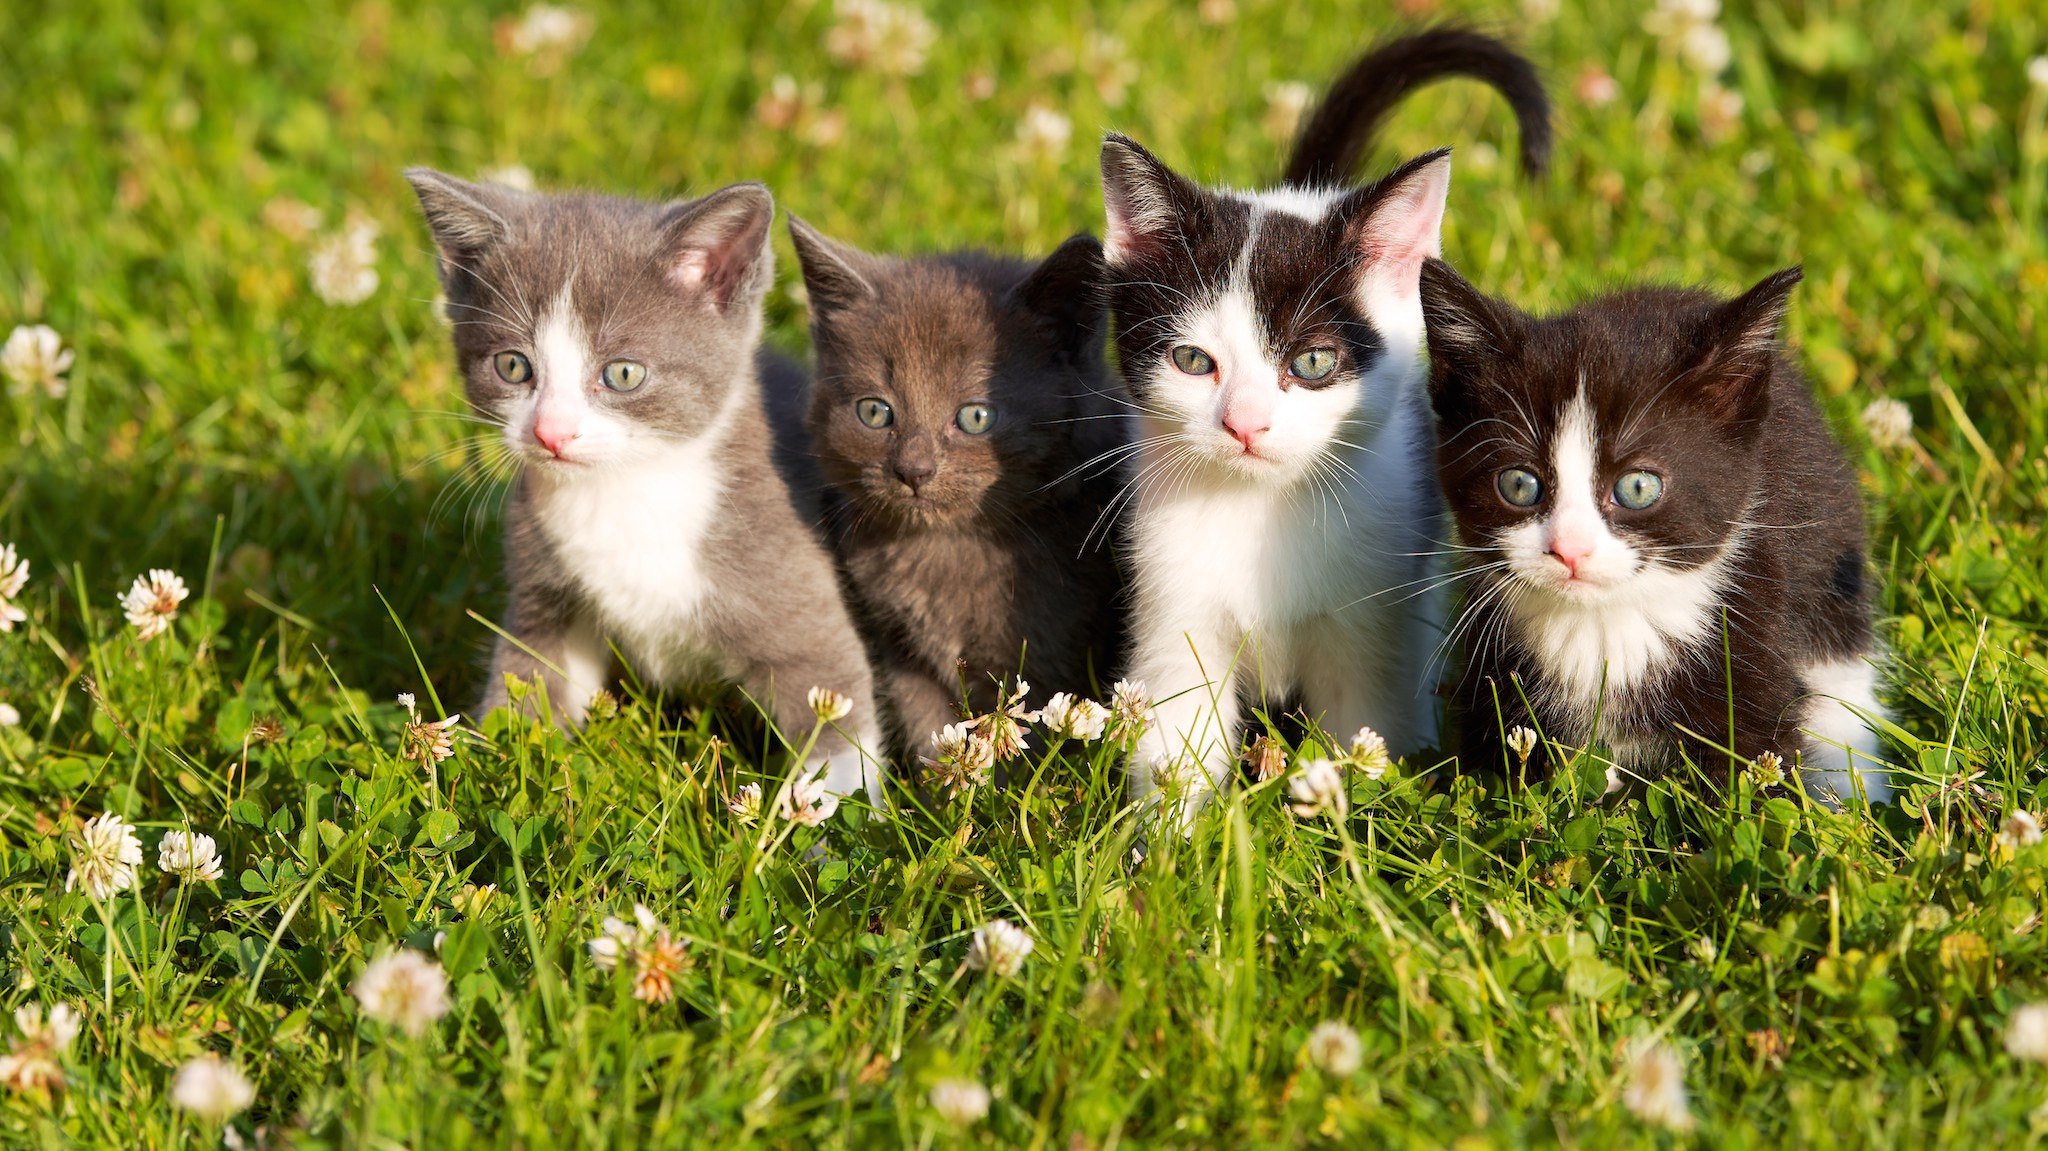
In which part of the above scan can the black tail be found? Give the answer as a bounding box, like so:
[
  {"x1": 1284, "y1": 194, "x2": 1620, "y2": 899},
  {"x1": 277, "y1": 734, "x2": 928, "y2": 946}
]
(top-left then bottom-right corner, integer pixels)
[{"x1": 1282, "y1": 26, "x2": 1552, "y2": 187}]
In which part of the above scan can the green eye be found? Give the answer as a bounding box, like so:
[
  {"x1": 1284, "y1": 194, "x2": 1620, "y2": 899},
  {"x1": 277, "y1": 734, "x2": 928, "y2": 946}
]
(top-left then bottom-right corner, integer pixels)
[
  {"x1": 1613, "y1": 470, "x2": 1664, "y2": 510},
  {"x1": 493, "y1": 351, "x2": 532, "y2": 384},
  {"x1": 1496, "y1": 468, "x2": 1543, "y2": 508},
  {"x1": 1289, "y1": 348, "x2": 1339, "y2": 381},
  {"x1": 1170, "y1": 344, "x2": 1215, "y2": 375},
  {"x1": 955, "y1": 403, "x2": 995, "y2": 435},
  {"x1": 855, "y1": 398, "x2": 894, "y2": 429},
  {"x1": 600, "y1": 360, "x2": 647, "y2": 392}
]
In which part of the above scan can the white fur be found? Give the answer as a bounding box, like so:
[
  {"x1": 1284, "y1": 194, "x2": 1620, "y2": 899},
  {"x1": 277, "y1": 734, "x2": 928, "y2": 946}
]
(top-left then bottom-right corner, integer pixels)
[
  {"x1": 1797, "y1": 656, "x2": 1892, "y2": 804},
  {"x1": 1120, "y1": 183, "x2": 1448, "y2": 824}
]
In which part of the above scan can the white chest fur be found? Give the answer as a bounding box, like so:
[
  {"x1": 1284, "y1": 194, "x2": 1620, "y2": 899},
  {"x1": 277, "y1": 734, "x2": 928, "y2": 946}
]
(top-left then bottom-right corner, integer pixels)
[{"x1": 531, "y1": 445, "x2": 727, "y2": 684}]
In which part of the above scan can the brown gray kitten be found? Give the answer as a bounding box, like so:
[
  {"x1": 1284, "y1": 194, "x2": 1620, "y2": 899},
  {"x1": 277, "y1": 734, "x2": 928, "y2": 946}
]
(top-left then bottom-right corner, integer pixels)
[
  {"x1": 783, "y1": 222, "x2": 1126, "y2": 757},
  {"x1": 406, "y1": 171, "x2": 885, "y2": 804}
]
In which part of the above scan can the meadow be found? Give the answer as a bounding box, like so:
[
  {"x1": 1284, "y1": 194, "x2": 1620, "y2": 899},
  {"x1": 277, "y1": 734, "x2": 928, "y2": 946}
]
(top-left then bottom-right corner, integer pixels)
[{"x1": 3, "y1": 0, "x2": 2047, "y2": 1145}]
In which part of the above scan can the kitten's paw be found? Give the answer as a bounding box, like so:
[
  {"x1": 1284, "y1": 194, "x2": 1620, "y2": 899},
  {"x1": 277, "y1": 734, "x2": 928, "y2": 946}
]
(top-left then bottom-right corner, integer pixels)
[{"x1": 811, "y1": 748, "x2": 886, "y2": 814}]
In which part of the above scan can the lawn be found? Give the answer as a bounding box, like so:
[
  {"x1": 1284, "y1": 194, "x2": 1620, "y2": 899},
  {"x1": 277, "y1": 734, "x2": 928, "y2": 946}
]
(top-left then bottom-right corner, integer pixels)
[{"x1": 3, "y1": 0, "x2": 2047, "y2": 1145}]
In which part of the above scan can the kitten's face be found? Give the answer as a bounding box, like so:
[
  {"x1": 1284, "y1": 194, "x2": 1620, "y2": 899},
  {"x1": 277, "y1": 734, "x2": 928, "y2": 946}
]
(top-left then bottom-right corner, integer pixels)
[
  {"x1": 1421, "y1": 261, "x2": 1801, "y2": 605},
  {"x1": 791, "y1": 224, "x2": 1107, "y2": 525},
  {"x1": 406, "y1": 171, "x2": 776, "y2": 472},
  {"x1": 1097, "y1": 137, "x2": 1451, "y2": 482}
]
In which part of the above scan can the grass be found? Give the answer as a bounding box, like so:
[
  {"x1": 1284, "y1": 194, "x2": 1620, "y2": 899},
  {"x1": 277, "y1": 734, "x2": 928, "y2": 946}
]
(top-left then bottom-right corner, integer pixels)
[{"x1": 3, "y1": 0, "x2": 2047, "y2": 1145}]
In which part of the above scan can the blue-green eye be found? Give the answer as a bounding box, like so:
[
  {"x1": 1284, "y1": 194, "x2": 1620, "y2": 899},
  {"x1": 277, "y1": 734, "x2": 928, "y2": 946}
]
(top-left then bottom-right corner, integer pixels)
[
  {"x1": 955, "y1": 403, "x2": 995, "y2": 434},
  {"x1": 1613, "y1": 470, "x2": 1664, "y2": 510},
  {"x1": 1290, "y1": 348, "x2": 1338, "y2": 381},
  {"x1": 1496, "y1": 468, "x2": 1543, "y2": 508},
  {"x1": 601, "y1": 360, "x2": 647, "y2": 392},
  {"x1": 1170, "y1": 344, "x2": 1215, "y2": 375},
  {"x1": 855, "y1": 398, "x2": 894, "y2": 429},
  {"x1": 493, "y1": 351, "x2": 532, "y2": 384}
]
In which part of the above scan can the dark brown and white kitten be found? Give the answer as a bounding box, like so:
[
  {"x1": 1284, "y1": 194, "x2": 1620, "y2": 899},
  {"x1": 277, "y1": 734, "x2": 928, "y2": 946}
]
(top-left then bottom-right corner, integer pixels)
[
  {"x1": 1419, "y1": 259, "x2": 1892, "y2": 803},
  {"x1": 784, "y1": 223, "x2": 1125, "y2": 754},
  {"x1": 1098, "y1": 28, "x2": 1552, "y2": 822},
  {"x1": 406, "y1": 171, "x2": 885, "y2": 804}
]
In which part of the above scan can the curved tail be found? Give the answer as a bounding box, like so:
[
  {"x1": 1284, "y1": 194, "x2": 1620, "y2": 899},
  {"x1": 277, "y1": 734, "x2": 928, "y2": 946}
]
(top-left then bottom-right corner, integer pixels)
[{"x1": 1282, "y1": 26, "x2": 1551, "y2": 188}]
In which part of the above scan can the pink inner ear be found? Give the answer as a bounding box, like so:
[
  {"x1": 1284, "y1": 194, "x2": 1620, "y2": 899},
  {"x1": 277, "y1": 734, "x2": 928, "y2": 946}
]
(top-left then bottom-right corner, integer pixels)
[
  {"x1": 670, "y1": 250, "x2": 710, "y2": 291},
  {"x1": 1362, "y1": 161, "x2": 1451, "y2": 288}
]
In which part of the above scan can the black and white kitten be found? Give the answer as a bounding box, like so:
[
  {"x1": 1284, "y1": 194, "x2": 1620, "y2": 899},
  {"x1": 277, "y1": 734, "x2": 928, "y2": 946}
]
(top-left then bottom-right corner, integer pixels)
[
  {"x1": 1419, "y1": 259, "x2": 1891, "y2": 803},
  {"x1": 406, "y1": 171, "x2": 885, "y2": 803},
  {"x1": 1097, "y1": 29, "x2": 1551, "y2": 820},
  {"x1": 785, "y1": 224, "x2": 1124, "y2": 756}
]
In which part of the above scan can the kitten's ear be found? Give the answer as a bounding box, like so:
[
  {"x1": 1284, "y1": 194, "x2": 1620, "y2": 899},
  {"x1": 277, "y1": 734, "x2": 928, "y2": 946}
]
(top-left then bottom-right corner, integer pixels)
[
  {"x1": 1011, "y1": 233, "x2": 1107, "y2": 349},
  {"x1": 1100, "y1": 134, "x2": 1200, "y2": 264},
  {"x1": 658, "y1": 183, "x2": 777, "y2": 311},
  {"x1": 787, "y1": 216, "x2": 878, "y2": 318},
  {"x1": 405, "y1": 168, "x2": 519, "y2": 266},
  {"x1": 1335, "y1": 148, "x2": 1453, "y2": 291},
  {"x1": 1689, "y1": 266, "x2": 1802, "y2": 422},
  {"x1": 1419, "y1": 257, "x2": 1521, "y2": 400}
]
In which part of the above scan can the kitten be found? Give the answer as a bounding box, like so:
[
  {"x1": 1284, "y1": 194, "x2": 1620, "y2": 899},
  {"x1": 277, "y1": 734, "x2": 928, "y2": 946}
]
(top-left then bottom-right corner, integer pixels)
[
  {"x1": 1418, "y1": 259, "x2": 1892, "y2": 803},
  {"x1": 784, "y1": 223, "x2": 1124, "y2": 755},
  {"x1": 1097, "y1": 29, "x2": 1552, "y2": 821},
  {"x1": 406, "y1": 171, "x2": 885, "y2": 803}
]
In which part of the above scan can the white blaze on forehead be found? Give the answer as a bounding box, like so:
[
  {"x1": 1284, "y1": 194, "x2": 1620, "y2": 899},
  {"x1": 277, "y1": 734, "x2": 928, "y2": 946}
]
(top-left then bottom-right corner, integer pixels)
[
  {"x1": 530, "y1": 285, "x2": 592, "y2": 435},
  {"x1": 1547, "y1": 389, "x2": 1608, "y2": 553}
]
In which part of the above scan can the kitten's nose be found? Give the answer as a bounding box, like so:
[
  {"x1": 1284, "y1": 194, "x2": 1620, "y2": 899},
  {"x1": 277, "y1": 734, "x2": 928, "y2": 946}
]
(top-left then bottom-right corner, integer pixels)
[
  {"x1": 1222, "y1": 413, "x2": 1270, "y2": 450},
  {"x1": 534, "y1": 422, "x2": 580, "y2": 457},
  {"x1": 893, "y1": 458, "x2": 937, "y2": 493},
  {"x1": 1549, "y1": 537, "x2": 1594, "y2": 577}
]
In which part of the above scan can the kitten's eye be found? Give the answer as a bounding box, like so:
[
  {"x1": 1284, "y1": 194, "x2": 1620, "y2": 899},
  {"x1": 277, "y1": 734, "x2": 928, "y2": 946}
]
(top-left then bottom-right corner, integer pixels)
[
  {"x1": 855, "y1": 398, "x2": 894, "y2": 429},
  {"x1": 1289, "y1": 348, "x2": 1339, "y2": 381},
  {"x1": 601, "y1": 360, "x2": 648, "y2": 392},
  {"x1": 955, "y1": 403, "x2": 996, "y2": 435},
  {"x1": 1613, "y1": 470, "x2": 1665, "y2": 510},
  {"x1": 1496, "y1": 468, "x2": 1544, "y2": 508},
  {"x1": 493, "y1": 351, "x2": 533, "y2": 385},
  {"x1": 1170, "y1": 344, "x2": 1216, "y2": 375}
]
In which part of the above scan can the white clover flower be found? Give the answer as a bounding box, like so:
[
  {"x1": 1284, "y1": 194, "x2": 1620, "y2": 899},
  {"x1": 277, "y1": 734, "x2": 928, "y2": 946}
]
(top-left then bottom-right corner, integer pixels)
[
  {"x1": 1016, "y1": 104, "x2": 1073, "y2": 159},
  {"x1": 1244, "y1": 735, "x2": 1288, "y2": 783},
  {"x1": 1262, "y1": 81, "x2": 1314, "y2": 143},
  {"x1": 67, "y1": 811, "x2": 143, "y2": 900},
  {"x1": 1860, "y1": 398, "x2": 1914, "y2": 450},
  {"x1": 924, "y1": 722, "x2": 995, "y2": 796},
  {"x1": 1304, "y1": 1019, "x2": 1362, "y2": 1077},
  {"x1": 0, "y1": 543, "x2": 27, "y2": 631},
  {"x1": 1083, "y1": 32, "x2": 1137, "y2": 106},
  {"x1": 587, "y1": 905, "x2": 658, "y2": 972},
  {"x1": 1348, "y1": 727, "x2": 1391, "y2": 779},
  {"x1": 1, "y1": 325, "x2": 73, "y2": 398},
  {"x1": 0, "y1": 1003, "x2": 80, "y2": 1095},
  {"x1": 308, "y1": 214, "x2": 381, "y2": 306},
  {"x1": 2032, "y1": 57, "x2": 2048, "y2": 90},
  {"x1": 0, "y1": 703, "x2": 18, "y2": 728},
  {"x1": 929, "y1": 1076, "x2": 991, "y2": 1126},
  {"x1": 397, "y1": 693, "x2": 463, "y2": 766},
  {"x1": 1575, "y1": 68, "x2": 1621, "y2": 108},
  {"x1": 504, "y1": 4, "x2": 592, "y2": 61},
  {"x1": 2008, "y1": 1003, "x2": 2048, "y2": 1062},
  {"x1": 728, "y1": 782, "x2": 764, "y2": 825},
  {"x1": 1622, "y1": 1038, "x2": 1693, "y2": 1131},
  {"x1": 260, "y1": 196, "x2": 324, "y2": 239},
  {"x1": 1748, "y1": 750, "x2": 1786, "y2": 788},
  {"x1": 353, "y1": 949, "x2": 451, "y2": 1037},
  {"x1": 1999, "y1": 810, "x2": 2043, "y2": 851},
  {"x1": 964, "y1": 918, "x2": 1034, "y2": 978},
  {"x1": 824, "y1": 0, "x2": 936, "y2": 77},
  {"x1": 1108, "y1": 679, "x2": 1152, "y2": 742},
  {"x1": 1287, "y1": 758, "x2": 1348, "y2": 820},
  {"x1": 120, "y1": 568, "x2": 189, "y2": 642},
  {"x1": 477, "y1": 163, "x2": 536, "y2": 191},
  {"x1": 1506, "y1": 725, "x2": 1539, "y2": 765},
  {"x1": 158, "y1": 830, "x2": 224, "y2": 883},
  {"x1": 807, "y1": 686, "x2": 853, "y2": 724},
  {"x1": 1679, "y1": 22, "x2": 1732, "y2": 73},
  {"x1": 1697, "y1": 82, "x2": 1745, "y2": 143},
  {"x1": 170, "y1": 1053, "x2": 255, "y2": 1120},
  {"x1": 778, "y1": 766, "x2": 841, "y2": 827},
  {"x1": 587, "y1": 905, "x2": 686, "y2": 1003},
  {"x1": 1040, "y1": 693, "x2": 1110, "y2": 742},
  {"x1": 971, "y1": 679, "x2": 1038, "y2": 761}
]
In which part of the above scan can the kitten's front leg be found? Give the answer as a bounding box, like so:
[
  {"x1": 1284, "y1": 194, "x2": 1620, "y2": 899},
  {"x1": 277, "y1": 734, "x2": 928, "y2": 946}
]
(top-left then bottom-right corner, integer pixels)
[
  {"x1": 884, "y1": 663, "x2": 967, "y2": 762},
  {"x1": 1126, "y1": 617, "x2": 1243, "y2": 826},
  {"x1": 480, "y1": 617, "x2": 611, "y2": 730},
  {"x1": 1296, "y1": 611, "x2": 1441, "y2": 758}
]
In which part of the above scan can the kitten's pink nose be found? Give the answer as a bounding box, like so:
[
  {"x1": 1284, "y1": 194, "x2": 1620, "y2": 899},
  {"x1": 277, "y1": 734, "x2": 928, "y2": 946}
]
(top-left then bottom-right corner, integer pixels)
[
  {"x1": 533, "y1": 418, "x2": 581, "y2": 458},
  {"x1": 1222, "y1": 413, "x2": 1270, "y2": 450},
  {"x1": 1549, "y1": 536, "x2": 1594, "y2": 577},
  {"x1": 894, "y1": 457, "x2": 936, "y2": 493}
]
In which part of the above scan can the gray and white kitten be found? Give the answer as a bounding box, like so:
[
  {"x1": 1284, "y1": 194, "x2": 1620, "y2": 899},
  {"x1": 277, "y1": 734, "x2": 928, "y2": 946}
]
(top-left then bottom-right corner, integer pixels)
[{"x1": 406, "y1": 171, "x2": 884, "y2": 803}]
